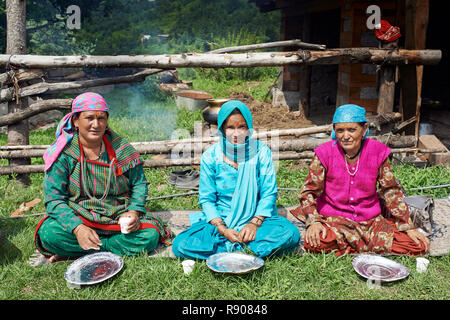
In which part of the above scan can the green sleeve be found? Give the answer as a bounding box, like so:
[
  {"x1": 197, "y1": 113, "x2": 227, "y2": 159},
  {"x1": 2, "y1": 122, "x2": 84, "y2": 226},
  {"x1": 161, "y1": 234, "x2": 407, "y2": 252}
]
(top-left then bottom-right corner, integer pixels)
[
  {"x1": 125, "y1": 163, "x2": 149, "y2": 214},
  {"x1": 43, "y1": 154, "x2": 83, "y2": 233}
]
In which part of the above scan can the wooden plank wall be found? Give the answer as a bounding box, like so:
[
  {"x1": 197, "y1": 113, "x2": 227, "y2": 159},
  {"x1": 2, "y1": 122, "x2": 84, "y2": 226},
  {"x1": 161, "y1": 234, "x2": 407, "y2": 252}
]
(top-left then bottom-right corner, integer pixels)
[{"x1": 337, "y1": 0, "x2": 398, "y2": 114}]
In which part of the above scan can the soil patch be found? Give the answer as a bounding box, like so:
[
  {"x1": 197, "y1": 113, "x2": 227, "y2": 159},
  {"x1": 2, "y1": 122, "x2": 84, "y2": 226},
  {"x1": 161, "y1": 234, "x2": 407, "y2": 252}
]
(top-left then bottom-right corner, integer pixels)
[{"x1": 227, "y1": 92, "x2": 313, "y2": 130}]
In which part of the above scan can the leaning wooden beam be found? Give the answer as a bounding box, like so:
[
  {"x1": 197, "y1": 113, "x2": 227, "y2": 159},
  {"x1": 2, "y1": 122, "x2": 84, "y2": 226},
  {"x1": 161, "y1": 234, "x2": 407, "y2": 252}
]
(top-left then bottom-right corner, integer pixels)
[
  {"x1": 0, "y1": 98, "x2": 72, "y2": 126},
  {"x1": 0, "y1": 49, "x2": 441, "y2": 69},
  {"x1": 208, "y1": 39, "x2": 326, "y2": 53},
  {"x1": 0, "y1": 68, "x2": 163, "y2": 103}
]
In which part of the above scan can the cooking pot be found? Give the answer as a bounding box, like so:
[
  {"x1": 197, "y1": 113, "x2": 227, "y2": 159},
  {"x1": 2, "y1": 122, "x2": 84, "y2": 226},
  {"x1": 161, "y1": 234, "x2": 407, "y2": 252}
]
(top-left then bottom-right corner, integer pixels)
[{"x1": 202, "y1": 99, "x2": 230, "y2": 125}]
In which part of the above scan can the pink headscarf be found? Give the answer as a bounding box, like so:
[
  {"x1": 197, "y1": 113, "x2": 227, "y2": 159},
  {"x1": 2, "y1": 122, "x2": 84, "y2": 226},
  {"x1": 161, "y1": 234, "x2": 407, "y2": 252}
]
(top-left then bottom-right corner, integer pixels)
[{"x1": 43, "y1": 92, "x2": 109, "y2": 172}]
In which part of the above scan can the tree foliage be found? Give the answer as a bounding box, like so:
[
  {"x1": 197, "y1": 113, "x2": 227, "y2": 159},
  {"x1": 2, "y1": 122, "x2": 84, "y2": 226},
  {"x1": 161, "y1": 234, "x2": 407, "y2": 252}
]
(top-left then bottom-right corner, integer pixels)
[{"x1": 1, "y1": 0, "x2": 280, "y2": 55}]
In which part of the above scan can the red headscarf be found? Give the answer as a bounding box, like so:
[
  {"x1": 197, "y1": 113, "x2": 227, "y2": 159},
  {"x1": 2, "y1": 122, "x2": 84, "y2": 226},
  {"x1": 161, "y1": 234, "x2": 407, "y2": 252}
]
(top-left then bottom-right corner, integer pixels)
[{"x1": 375, "y1": 20, "x2": 401, "y2": 42}]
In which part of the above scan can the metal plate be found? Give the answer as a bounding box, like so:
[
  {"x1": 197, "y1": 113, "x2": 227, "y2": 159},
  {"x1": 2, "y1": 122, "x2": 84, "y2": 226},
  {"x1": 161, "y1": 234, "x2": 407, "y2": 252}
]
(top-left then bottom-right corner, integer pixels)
[
  {"x1": 64, "y1": 252, "x2": 124, "y2": 286},
  {"x1": 352, "y1": 254, "x2": 409, "y2": 282},
  {"x1": 206, "y1": 252, "x2": 264, "y2": 275}
]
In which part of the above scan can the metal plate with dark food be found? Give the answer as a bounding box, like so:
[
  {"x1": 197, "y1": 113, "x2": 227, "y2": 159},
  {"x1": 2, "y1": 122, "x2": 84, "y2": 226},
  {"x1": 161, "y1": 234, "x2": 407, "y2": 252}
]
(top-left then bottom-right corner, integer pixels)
[
  {"x1": 64, "y1": 252, "x2": 124, "y2": 286},
  {"x1": 352, "y1": 254, "x2": 410, "y2": 282},
  {"x1": 206, "y1": 252, "x2": 264, "y2": 275}
]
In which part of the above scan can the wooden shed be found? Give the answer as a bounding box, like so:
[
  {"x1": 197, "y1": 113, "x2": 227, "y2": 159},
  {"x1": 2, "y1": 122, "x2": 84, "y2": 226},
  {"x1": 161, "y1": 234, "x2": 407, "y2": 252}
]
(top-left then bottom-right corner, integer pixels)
[{"x1": 249, "y1": 0, "x2": 448, "y2": 140}]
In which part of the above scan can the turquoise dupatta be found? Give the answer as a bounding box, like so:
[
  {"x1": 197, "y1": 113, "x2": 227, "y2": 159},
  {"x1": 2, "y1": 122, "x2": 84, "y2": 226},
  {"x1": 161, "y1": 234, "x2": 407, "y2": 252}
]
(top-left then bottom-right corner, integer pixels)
[{"x1": 216, "y1": 100, "x2": 261, "y2": 230}]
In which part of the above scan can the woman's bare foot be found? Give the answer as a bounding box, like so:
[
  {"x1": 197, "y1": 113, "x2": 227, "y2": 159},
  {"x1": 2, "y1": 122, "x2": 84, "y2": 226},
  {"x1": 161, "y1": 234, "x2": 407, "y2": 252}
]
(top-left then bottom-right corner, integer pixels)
[{"x1": 46, "y1": 254, "x2": 71, "y2": 264}]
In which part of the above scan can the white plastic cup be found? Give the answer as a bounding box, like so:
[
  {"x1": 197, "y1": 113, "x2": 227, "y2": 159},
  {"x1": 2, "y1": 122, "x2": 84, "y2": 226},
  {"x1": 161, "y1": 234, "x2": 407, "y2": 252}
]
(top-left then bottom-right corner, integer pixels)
[
  {"x1": 119, "y1": 216, "x2": 132, "y2": 234},
  {"x1": 416, "y1": 257, "x2": 430, "y2": 273},
  {"x1": 181, "y1": 259, "x2": 195, "y2": 274}
]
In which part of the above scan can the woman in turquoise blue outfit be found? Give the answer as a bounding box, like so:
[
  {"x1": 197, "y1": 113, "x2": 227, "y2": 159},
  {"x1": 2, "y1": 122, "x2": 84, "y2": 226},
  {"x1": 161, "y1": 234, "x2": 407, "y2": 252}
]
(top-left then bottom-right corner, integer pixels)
[{"x1": 172, "y1": 100, "x2": 300, "y2": 259}]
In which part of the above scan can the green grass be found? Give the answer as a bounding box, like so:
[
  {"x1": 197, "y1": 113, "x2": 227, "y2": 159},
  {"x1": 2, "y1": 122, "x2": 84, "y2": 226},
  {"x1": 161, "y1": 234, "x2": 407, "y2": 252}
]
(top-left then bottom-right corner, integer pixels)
[
  {"x1": 191, "y1": 76, "x2": 278, "y2": 102},
  {"x1": 0, "y1": 91, "x2": 449, "y2": 300},
  {"x1": 0, "y1": 159, "x2": 448, "y2": 299}
]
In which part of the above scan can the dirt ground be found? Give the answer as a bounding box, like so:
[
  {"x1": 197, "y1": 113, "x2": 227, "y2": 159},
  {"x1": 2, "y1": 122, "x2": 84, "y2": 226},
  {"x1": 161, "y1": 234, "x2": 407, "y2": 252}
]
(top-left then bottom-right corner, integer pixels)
[{"x1": 227, "y1": 92, "x2": 314, "y2": 130}]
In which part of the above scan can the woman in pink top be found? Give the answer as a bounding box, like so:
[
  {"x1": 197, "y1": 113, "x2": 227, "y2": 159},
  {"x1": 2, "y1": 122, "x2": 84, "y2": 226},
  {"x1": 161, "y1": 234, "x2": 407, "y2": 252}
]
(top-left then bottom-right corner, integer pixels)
[{"x1": 290, "y1": 104, "x2": 430, "y2": 256}]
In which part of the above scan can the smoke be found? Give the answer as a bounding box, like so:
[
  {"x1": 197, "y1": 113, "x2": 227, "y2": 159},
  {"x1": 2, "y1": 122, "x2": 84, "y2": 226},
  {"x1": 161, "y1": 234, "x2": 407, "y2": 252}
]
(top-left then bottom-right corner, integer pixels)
[{"x1": 104, "y1": 79, "x2": 178, "y2": 142}]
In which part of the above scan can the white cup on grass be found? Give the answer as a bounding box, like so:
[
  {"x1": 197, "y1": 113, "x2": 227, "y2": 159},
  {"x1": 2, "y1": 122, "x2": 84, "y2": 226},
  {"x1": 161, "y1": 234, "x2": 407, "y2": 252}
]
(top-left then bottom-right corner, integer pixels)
[
  {"x1": 416, "y1": 257, "x2": 430, "y2": 273},
  {"x1": 182, "y1": 259, "x2": 195, "y2": 274}
]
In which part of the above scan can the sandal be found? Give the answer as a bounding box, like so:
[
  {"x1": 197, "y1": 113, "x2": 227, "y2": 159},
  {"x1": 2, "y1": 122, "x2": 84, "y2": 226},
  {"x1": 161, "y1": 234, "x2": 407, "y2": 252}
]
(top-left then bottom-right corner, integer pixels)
[
  {"x1": 168, "y1": 169, "x2": 193, "y2": 185},
  {"x1": 174, "y1": 170, "x2": 200, "y2": 190}
]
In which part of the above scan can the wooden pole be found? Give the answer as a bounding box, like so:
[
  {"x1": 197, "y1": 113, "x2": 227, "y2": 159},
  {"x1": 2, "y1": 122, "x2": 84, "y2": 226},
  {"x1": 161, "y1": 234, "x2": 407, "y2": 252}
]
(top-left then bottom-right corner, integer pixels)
[
  {"x1": 208, "y1": 39, "x2": 326, "y2": 53},
  {"x1": 297, "y1": 13, "x2": 312, "y2": 118},
  {"x1": 399, "y1": 0, "x2": 430, "y2": 137},
  {"x1": 376, "y1": 43, "x2": 396, "y2": 114},
  {"x1": 414, "y1": 0, "x2": 429, "y2": 143},
  {"x1": 0, "y1": 68, "x2": 162, "y2": 103},
  {"x1": 0, "y1": 135, "x2": 419, "y2": 158},
  {"x1": 0, "y1": 49, "x2": 441, "y2": 69},
  {"x1": 0, "y1": 147, "x2": 445, "y2": 174},
  {"x1": 0, "y1": 98, "x2": 71, "y2": 126}
]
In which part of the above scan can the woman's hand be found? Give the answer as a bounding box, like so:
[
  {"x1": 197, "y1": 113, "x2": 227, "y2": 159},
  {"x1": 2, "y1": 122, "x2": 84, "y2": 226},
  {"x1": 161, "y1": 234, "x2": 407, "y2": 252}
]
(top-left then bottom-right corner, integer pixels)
[
  {"x1": 210, "y1": 218, "x2": 241, "y2": 243},
  {"x1": 121, "y1": 210, "x2": 141, "y2": 233},
  {"x1": 305, "y1": 222, "x2": 327, "y2": 248},
  {"x1": 223, "y1": 228, "x2": 242, "y2": 243},
  {"x1": 239, "y1": 223, "x2": 259, "y2": 243},
  {"x1": 406, "y1": 229, "x2": 430, "y2": 252},
  {"x1": 73, "y1": 224, "x2": 102, "y2": 250}
]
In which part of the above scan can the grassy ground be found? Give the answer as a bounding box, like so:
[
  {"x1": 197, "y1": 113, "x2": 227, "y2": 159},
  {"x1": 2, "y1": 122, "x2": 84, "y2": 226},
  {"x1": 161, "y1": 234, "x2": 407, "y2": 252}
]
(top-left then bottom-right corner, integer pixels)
[
  {"x1": 0, "y1": 163, "x2": 449, "y2": 300},
  {"x1": 0, "y1": 92, "x2": 449, "y2": 300}
]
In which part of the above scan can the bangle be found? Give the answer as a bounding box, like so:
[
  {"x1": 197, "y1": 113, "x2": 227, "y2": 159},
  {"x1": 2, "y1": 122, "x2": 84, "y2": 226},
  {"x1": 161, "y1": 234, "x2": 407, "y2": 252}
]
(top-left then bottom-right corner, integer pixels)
[
  {"x1": 251, "y1": 217, "x2": 263, "y2": 226},
  {"x1": 249, "y1": 221, "x2": 261, "y2": 227},
  {"x1": 213, "y1": 221, "x2": 226, "y2": 227},
  {"x1": 219, "y1": 227, "x2": 228, "y2": 236}
]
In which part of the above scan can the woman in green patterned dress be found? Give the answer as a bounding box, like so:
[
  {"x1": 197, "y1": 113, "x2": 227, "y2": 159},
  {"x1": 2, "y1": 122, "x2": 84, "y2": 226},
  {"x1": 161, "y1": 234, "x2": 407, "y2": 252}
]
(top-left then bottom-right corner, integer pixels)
[{"x1": 35, "y1": 92, "x2": 172, "y2": 262}]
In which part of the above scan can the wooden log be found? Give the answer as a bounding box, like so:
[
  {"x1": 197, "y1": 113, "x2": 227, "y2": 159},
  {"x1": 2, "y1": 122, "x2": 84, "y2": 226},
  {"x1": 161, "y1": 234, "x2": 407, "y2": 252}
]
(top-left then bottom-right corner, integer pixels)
[
  {"x1": 0, "y1": 98, "x2": 72, "y2": 126},
  {"x1": 136, "y1": 135, "x2": 419, "y2": 154},
  {"x1": 0, "y1": 49, "x2": 441, "y2": 69},
  {"x1": 0, "y1": 135, "x2": 419, "y2": 159},
  {"x1": 0, "y1": 69, "x2": 45, "y2": 85},
  {"x1": 0, "y1": 68, "x2": 163, "y2": 103},
  {"x1": 392, "y1": 116, "x2": 417, "y2": 134},
  {"x1": 0, "y1": 164, "x2": 44, "y2": 175},
  {"x1": 367, "y1": 112, "x2": 402, "y2": 126},
  {"x1": 135, "y1": 124, "x2": 333, "y2": 148},
  {"x1": 0, "y1": 125, "x2": 331, "y2": 151},
  {"x1": 0, "y1": 149, "x2": 47, "y2": 158},
  {"x1": 0, "y1": 147, "x2": 446, "y2": 173},
  {"x1": 208, "y1": 39, "x2": 326, "y2": 53},
  {"x1": 0, "y1": 144, "x2": 49, "y2": 150}
]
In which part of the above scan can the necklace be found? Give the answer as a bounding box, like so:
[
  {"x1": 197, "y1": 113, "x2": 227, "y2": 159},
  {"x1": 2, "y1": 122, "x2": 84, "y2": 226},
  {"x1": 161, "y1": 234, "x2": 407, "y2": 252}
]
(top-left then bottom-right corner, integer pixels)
[
  {"x1": 90, "y1": 141, "x2": 104, "y2": 161},
  {"x1": 345, "y1": 156, "x2": 360, "y2": 176},
  {"x1": 345, "y1": 151, "x2": 360, "y2": 160},
  {"x1": 344, "y1": 141, "x2": 364, "y2": 159}
]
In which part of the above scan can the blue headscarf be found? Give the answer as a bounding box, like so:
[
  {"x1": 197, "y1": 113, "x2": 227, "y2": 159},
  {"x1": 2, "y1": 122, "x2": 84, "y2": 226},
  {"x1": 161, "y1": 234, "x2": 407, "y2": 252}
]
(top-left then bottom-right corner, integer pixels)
[
  {"x1": 331, "y1": 104, "x2": 369, "y2": 140},
  {"x1": 216, "y1": 100, "x2": 262, "y2": 232},
  {"x1": 217, "y1": 100, "x2": 259, "y2": 163}
]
